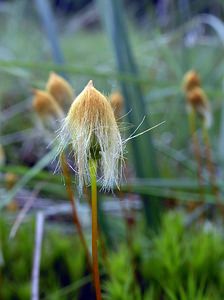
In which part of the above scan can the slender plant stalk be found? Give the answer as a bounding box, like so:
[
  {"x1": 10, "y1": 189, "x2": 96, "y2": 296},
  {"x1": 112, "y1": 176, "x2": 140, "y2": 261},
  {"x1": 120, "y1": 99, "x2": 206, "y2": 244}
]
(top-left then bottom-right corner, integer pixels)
[
  {"x1": 89, "y1": 159, "x2": 102, "y2": 300},
  {"x1": 60, "y1": 153, "x2": 92, "y2": 270},
  {"x1": 84, "y1": 185, "x2": 109, "y2": 270},
  {"x1": 188, "y1": 110, "x2": 204, "y2": 200},
  {"x1": 202, "y1": 123, "x2": 221, "y2": 204}
]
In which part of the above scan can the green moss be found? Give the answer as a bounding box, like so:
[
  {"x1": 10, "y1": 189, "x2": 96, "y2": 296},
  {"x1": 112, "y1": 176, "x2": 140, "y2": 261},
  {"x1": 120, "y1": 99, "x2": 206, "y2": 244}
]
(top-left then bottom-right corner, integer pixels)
[
  {"x1": 104, "y1": 212, "x2": 224, "y2": 300},
  {"x1": 0, "y1": 217, "x2": 85, "y2": 300}
]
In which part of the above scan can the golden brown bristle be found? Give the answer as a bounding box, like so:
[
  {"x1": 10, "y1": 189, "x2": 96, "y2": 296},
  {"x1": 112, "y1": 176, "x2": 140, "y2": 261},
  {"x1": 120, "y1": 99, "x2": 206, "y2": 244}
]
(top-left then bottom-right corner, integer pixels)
[
  {"x1": 183, "y1": 70, "x2": 201, "y2": 92},
  {"x1": 109, "y1": 91, "x2": 124, "y2": 119},
  {"x1": 46, "y1": 72, "x2": 74, "y2": 108},
  {"x1": 5, "y1": 172, "x2": 18, "y2": 190},
  {"x1": 59, "y1": 80, "x2": 123, "y2": 190},
  {"x1": 87, "y1": 80, "x2": 93, "y2": 88},
  {"x1": 186, "y1": 87, "x2": 212, "y2": 128},
  {"x1": 67, "y1": 81, "x2": 118, "y2": 134},
  {"x1": 186, "y1": 87, "x2": 207, "y2": 109},
  {"x1": 32, "y1": 89, "x2": 64, "y2": 119}
]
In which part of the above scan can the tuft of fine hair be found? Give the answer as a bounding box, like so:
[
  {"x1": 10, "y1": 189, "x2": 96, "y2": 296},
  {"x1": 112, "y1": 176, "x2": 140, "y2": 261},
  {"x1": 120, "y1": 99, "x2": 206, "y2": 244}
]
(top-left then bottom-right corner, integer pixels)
[
  {"x1": 183, "y1": 70, "x2": 201, "y2": 92},
  {"x1": 5, "y1": 172, "x2": 18, "y2": 190},
  {"x1": 32, "y1": 89, "x2": 64, "y2": 120},
  {"x1": 109, "y1": 91, "x2": 124, "y2": 119},
  {"x1": 186, "y1": 87, "x2": 212, "y2": 128},
  {"x1": 58, "y1": 80, "x2": 124, "y2": 191},
  {"x1": 46, "y1": 72, "x2": 74, "y2": 109}
]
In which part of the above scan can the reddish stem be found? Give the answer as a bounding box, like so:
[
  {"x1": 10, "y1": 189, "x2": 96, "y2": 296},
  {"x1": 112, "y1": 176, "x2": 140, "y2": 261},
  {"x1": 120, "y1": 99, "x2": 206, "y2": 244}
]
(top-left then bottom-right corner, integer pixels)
[{"x1": 60, "y1": 153, "x2": 92, "y2": 270}]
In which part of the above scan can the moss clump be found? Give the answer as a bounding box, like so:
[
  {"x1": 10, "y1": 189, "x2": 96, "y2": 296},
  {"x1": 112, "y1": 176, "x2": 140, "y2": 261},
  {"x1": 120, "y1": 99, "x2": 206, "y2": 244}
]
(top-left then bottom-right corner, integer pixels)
[{"x1": 0, "y1": 217, "x2": 85, "y2": 300}]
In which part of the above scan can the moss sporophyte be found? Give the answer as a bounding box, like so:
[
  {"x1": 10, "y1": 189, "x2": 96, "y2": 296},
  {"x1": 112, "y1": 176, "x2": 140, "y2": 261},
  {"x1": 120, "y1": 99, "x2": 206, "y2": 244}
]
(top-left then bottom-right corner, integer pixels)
[
  {"x1": 186, "y1": 87, "x2": 212, "y2": 129},
  {"x1": 57, "y1": 80, "x2": 125, "y2": 300},
  {"x1": 183, "y1": 70, "x2": 201, "y2": 92},
  {"x1": 32, "y1": 89, "x2": 64, "y2": 120},
  {"x1": 109, "y1": 90, "x2": 124, "y2": 120},
  {"x1": 183, "y1": 70, "x2": 212, "y2": 128},
  {"x1": 182, "y1": 70, "x2": 219, "y2": 208},
  {"x1": 58, "y1": 80, "x2": 124, "y2": 192},
  {"x1": 46, "y1": 72, "x2": 74, "y2": 110}
]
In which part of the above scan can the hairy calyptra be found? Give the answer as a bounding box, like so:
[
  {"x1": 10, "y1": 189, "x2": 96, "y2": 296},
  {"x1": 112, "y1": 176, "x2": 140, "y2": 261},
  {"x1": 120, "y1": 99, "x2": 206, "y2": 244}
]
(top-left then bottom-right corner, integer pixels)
[
  {"x1": 58, "y1": 80, "x2": 123, "y2": 191},
  {"x1": 46, "y1": 72, "x2": 74, "y2": 109},
  {"x1": 183, "y1": 70, "x2": 201, "y2": 92},
  {"x1": 32, "y1": 89, "x2": 64, "y2": 120},
  {"x1": 109, "y1": 91, "x2": 124, "y2": 119},
  {"x1": 186, "y1": 86, "x2": 212, "y2": 128}
]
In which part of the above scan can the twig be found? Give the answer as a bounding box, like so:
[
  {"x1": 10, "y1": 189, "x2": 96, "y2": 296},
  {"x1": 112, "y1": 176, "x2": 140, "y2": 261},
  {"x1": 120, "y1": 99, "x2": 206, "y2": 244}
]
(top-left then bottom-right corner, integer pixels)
[
  {"x1": 31, "y1": 212, "x2": 45, "y2": 300},
  {"x1": 66, "y1": 3, "x2": 98, "y2": 33},
  {"x1": 184, "y1": 203, "x2": 211, "y2": 227},
  {"x1": 0, "y1": 129, "x2": 34, "y2": 146},
  {"x1": 9, "y1": 184, "x2": 43, "y2": 239},
  {"x1": 0, "y1": 98, "x2": 31, "y2": 124}
]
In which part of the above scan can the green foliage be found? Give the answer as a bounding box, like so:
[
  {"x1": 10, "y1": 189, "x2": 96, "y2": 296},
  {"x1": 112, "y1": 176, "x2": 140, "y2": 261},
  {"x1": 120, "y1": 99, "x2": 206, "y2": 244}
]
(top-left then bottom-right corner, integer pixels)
[
  {"x1": 143, "y1": 212, "x2": 224, "y2": 299},
  {"x1": 1, "y1": 212, "x2": 224, "y2": 300},
  {"x1": 104, "y1": 246, "x2": 142, "y2": 300},
  {"x1": 0, "y1": 217, "x2": 85, "y2": 300},
  {"x1": 104, "y1": 212, "x2": 224, "y2": 300}
]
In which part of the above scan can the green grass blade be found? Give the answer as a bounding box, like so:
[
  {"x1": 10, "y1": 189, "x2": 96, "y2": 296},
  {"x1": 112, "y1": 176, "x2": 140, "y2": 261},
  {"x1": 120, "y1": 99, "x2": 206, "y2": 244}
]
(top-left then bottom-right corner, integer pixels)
[
  {"x1": 97, "y1": 0, "x2": 162, "y2": 228},
  {"x1": 0, "y1": 59, "x2": 151, "y2": 85},
  {"x1": 34, "y1": 0, "x2": 65, "y2": 65},
  {"x1": 1, "y1": 147, "x2": 57, "y2": 208}
]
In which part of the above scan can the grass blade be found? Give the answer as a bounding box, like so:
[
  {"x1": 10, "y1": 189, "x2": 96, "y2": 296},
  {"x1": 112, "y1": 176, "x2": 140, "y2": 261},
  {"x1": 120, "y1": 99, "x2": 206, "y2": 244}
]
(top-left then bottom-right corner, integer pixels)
[
  {"x1": 97, "y1": 0, "x2": 162, "y2": 228},
  {"x1": 1, "y1": 147, "x2": 57, "y2": 208},
  {"x1": 34, "y1": 0, "x2": 64, "y2": 65}
]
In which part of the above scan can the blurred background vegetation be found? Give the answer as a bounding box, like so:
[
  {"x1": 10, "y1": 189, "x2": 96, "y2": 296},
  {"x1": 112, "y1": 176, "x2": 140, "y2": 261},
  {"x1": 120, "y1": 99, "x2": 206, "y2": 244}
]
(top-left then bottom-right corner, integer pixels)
[{"x1": 1, "y1": 0, "x2": 224, "y2": 299}]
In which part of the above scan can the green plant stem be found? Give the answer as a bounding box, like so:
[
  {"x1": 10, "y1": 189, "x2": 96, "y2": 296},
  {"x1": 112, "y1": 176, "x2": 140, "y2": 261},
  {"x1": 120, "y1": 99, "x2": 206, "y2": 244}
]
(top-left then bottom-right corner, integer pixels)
[
  {"x1": 60, "y1": 153, "x2": 92, "y2": 270},
  {"x1": 84, "y1": 185, "x2": 110, "y2": 271},
  {"x1": 89, "y1": 159, "x2": 102, "y2": 300},
  {"x1": 188, "y1": 109, "x2": 204, "y2": 201}
]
